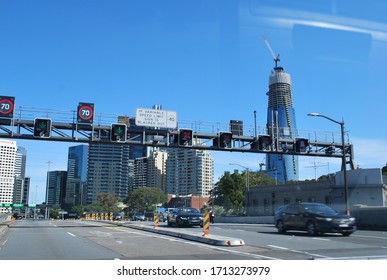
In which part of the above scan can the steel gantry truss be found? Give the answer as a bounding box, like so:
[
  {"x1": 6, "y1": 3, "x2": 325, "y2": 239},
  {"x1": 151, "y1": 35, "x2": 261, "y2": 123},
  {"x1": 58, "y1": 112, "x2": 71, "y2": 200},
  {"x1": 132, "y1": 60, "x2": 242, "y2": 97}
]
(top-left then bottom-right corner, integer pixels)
[{"x1": 0, "y1": 106, "x2": 355, "y2": 169}]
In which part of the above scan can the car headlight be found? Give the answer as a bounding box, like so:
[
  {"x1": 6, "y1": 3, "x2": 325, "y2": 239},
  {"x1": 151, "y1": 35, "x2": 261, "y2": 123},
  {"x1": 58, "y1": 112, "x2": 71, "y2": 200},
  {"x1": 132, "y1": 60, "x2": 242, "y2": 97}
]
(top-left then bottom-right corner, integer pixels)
[
  {"x1": 199, "y1": 216, "x2": 203, "y2": 220},
  {"x1": 315, "y1": 217, "x2": 332, "y2": 221},
  {"x1": 349, "y1": 217, "x2": 356, "y2": 222},
  {"x1": 179, "y1": 216, "x2": 188, "y2": 220}
]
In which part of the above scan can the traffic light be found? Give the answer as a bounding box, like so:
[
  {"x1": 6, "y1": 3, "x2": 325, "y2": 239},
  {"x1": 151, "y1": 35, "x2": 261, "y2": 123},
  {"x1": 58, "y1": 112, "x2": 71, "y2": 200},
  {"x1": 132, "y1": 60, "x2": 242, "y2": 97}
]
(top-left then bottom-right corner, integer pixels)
[
  {"x1": 258, "y1": 135, "x2": 272, "y2": 151},
  {"x1": 295, "y1": 138, "x2": 309, "y2": 153},
  {"x1": 219, "y1": 132, "x2": 232, "y2": 148},
  {"x1": 179, "y1": 129, "x2": 193, "y2": 146},
  {"x1": 111, "y1": 124, "x2": 127, "y2": 142},
  {"x1": 33, "y1": 118, "x2": 52, "y2": 138}
]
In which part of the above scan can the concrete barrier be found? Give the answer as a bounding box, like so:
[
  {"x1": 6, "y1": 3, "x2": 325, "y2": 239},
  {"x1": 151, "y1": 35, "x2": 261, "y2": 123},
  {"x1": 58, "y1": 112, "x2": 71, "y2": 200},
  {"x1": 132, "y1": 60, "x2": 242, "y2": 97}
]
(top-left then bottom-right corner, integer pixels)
[
  {"x1": 215, "y1": 216, "x2": 274, "y2": 224},
  {"x1": 351, "y1": 206, "x2": 387, "y2": 230}
]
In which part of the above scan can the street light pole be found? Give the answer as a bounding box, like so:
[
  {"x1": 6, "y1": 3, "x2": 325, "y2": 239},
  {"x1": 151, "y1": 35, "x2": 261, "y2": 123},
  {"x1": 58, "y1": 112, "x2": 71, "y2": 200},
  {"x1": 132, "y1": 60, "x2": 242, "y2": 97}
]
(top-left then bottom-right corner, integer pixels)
[
  {"x1": 229, "y1": 163, "x2": 250, "y2": 215},
  {"x1": 308, "y1": 113, "x2": 350, "y2": 215}
]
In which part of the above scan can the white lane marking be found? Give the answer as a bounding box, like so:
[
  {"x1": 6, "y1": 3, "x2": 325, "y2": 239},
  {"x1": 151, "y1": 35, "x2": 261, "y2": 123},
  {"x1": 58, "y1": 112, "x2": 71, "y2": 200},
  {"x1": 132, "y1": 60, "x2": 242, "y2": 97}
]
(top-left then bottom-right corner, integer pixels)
[
  {"x1": 67, "y1": 232, "x2": 76, "y2": 237},
  {"x1": 268, "y1": 245, "x2": 288, "y2": 250},
  {"x1": 353, "y1": 234, "x2": 387, "y2": 240},
  {"x1": 312, "y1": 237, "x2": 331, "y2": 241}
]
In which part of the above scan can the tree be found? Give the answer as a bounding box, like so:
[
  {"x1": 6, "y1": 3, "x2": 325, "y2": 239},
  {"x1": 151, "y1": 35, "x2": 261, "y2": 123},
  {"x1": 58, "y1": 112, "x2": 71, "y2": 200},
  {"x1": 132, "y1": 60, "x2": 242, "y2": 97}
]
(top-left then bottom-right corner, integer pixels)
[
  {"x1": 77, "y1": 192, "x2": 121, "y2": 214},
  {"x1": 382, "y1": 164, "x2": 387, "y2": 176},
  {"x1": 212, "y1": 170, "x2": 245, "y2": 215},
  {"x1": 96, "y1": 192, "x2": 120, "y2": 212},
  {"x1": 212, "y1": 170, "x2": 277, "y2": 215},
  {"x1": 124, "y1": 187, "x2": 168, "y2": 214}
]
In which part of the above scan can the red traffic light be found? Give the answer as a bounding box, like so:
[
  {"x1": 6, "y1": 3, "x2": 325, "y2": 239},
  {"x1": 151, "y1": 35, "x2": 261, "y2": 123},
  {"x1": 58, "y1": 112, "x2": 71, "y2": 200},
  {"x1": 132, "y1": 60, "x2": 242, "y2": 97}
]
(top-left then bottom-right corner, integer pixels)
[
  {"x1": 179, "y1": 129, "x2": 193, "y2": 146},
  {"x1": 219, "y1": 132, "x2": 232, "y2": 148}
]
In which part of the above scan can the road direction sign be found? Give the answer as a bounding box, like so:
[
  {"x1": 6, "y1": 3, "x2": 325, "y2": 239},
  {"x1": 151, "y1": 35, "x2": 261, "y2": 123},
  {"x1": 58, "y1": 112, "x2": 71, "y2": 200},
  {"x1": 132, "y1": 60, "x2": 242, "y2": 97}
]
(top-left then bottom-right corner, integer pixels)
[
  {"x1": 0, "y1": 96, "x2": 15, "y2": 118},
  {"x1": 135, "y1": 108, "x2": 177, "y2": 128}
]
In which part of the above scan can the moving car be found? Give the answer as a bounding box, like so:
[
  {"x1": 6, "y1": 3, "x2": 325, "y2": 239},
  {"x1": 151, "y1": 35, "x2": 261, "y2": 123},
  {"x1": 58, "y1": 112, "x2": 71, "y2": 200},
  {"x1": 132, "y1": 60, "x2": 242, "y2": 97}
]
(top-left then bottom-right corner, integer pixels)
[
  {"x1": 132, "y1": 213, "x2": 146, "y2": 221},
  {"x1": 274, "y1": 202, "x2": 356, "y2": 236},
  {"x1": 167, "y1": 207, "x2": 203, "y2": 227},
  {"x1": 113, "y1": 213, "x2": 123, "y2": 221}
]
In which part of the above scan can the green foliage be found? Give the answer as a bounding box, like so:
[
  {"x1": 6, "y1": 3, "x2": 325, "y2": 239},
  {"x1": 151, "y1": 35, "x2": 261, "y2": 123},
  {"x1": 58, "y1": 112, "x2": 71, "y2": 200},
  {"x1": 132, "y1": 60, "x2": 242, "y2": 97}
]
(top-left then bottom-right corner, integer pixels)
[
  {"x1": 49, "y1": 208, "x2": 59, "y2": 219},
  {"x1": 211, "y1": 170, "x2": 277, "y2": 215},
  {"x1": 212, "y1": 170, "x2": 245, "y2": 215},
  {"x1": 72, "y1": 192, "x2": 121, "y2": 214},
  {"x1": 124, "y1": 187, "x2": 168, "y2": 214}
]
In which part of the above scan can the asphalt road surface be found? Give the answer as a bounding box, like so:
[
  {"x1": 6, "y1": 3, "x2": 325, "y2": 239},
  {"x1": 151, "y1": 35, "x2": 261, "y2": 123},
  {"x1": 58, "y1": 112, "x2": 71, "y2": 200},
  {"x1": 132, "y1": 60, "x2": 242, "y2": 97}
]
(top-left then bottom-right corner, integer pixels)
[{"x1": 1, "y1": 219, "x2": 387, "y2": 260}]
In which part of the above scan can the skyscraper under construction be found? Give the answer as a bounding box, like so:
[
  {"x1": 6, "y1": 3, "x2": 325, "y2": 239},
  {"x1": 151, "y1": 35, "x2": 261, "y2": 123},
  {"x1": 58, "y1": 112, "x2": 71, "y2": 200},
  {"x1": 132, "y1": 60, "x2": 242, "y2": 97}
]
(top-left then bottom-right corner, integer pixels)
[{"x1": 265, "y1": 64, "x2": 299, "y2": 183}]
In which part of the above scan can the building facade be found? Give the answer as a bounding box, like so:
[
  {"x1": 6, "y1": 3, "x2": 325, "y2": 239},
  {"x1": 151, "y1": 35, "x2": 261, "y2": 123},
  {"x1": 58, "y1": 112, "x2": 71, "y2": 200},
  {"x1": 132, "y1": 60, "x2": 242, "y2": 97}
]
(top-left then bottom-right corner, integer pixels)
[
  {"x1": 247, "y1": 168, "x2": 387, "y2": 216},
  {"x1": 0, "y1": 140, "x2": 16, "y2": 213},
  {"x1": 87, "y1": 143, "x2": 131, "y2": 204},
  {"x1": 13, "y1": 146, "x2": 27, "y2": 204},
  {"x1": 265, "y1": 65, "x2": 299, "y2": 183},
  {"x1": 45, "y1": 171, "x2": 67, "y2": 207},
  {"x1": 64, "y1": 145, "x2": 88, "y2": 210},
  {"x1": 147, "y1": 150, "x2": 168, "y2": 191},
  {"x1": 166, "y1": 148, "x2": 214, "y2": 196}
]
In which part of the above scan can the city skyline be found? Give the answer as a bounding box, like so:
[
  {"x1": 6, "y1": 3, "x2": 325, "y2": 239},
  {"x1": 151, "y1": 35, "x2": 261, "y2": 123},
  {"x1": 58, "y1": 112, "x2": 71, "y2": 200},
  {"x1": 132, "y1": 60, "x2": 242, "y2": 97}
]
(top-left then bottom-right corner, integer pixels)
[{"x1": 2, "y1": 1, "x2": 387, "y2": 202}]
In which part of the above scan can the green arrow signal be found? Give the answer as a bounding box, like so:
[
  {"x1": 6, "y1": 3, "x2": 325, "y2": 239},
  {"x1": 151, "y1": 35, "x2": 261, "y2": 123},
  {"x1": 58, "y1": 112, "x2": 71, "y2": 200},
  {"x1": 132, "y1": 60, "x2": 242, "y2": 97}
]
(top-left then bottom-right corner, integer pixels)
[
  {"x1": 115, "y1": 127, "x2": 123, "y2": 134},
  {"x1": 38, "y1": 121, "x2": 47, "y2": 130}
]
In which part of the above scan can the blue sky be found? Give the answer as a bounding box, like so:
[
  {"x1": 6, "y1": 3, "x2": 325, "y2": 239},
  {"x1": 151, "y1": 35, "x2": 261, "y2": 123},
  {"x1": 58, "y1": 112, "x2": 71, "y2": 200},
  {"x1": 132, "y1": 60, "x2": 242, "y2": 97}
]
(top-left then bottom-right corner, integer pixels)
[{"x1": 1, "y1": 0, "x2": 387, "y2": 203}]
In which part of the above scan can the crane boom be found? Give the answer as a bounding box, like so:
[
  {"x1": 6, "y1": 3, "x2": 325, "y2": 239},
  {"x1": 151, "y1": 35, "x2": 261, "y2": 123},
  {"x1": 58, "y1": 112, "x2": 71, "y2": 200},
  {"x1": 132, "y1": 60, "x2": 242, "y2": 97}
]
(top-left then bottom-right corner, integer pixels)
[{"x1": 262, "y1": 34, "x2": 280, "y2": 67}]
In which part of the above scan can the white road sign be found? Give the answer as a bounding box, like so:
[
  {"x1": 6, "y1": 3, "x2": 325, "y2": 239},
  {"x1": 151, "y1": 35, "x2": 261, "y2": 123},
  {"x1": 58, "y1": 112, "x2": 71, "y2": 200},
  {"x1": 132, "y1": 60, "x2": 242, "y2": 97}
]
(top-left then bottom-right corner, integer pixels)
[{"x1": 135, "y1": 108, "x2": 177, "y2": 128}]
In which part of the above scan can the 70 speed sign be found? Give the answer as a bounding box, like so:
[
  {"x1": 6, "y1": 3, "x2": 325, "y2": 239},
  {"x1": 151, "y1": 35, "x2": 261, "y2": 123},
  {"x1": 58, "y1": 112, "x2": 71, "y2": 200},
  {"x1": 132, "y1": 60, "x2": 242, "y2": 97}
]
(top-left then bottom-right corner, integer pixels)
[
  {"x1": 77, "y1": 103, "x2": 94, "y2": 124},
  {"x1": 0, "y1": 96, "x2": 15, "y2": 118}
]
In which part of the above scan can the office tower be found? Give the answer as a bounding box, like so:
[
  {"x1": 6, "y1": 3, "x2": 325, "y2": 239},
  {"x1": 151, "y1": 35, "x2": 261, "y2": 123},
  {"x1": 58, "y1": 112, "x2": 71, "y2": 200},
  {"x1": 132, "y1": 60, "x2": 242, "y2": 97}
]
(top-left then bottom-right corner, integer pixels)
[
  {"x1": 166, "y1": 146, "x2": 214, "y2": 196},
  {"x1": 23, "y1": 177, "x2": 30, "y2": 205},
  {"x1": 45, "y1": 171, "x2": 67, "y2": 207},
  {"x1": 0, "y1": 140, "x2": 16, "y2": 213},
  {"x1": 13, "y1": 146, "x2": 27, "y2": 204},
  {"x1": 87, "y1": 143, "x2": 131, "y2": 204},
  {"x1": 265, "y1": 65, "x2": 299, "y2": 183},
  {"x1": 64, "y1": 145, "x2": 88, "y2": 210}
]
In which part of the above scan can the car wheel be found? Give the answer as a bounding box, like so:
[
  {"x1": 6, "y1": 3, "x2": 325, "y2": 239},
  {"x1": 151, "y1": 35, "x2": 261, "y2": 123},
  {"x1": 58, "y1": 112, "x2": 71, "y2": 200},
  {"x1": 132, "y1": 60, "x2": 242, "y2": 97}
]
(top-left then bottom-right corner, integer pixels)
[
  {"x1": 307, "y1": 221, "x2": 317, "y2": 236},
  {"x1": 276, "y1": 220, "x2": 286, "y2": 233},
  {"x1": 167, "y1": 219, "x2": 172, "y2": 227},
  {"x1": 342, "y1": 232, "x2": 352, "y2": 236}
]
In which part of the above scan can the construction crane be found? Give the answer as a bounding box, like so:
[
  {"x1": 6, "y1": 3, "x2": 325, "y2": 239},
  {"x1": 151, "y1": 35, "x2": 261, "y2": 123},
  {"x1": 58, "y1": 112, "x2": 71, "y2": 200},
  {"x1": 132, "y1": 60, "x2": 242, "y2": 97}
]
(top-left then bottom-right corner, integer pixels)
[{"x1": 262, "y1": 34, "x2": 280, "y2": 68}]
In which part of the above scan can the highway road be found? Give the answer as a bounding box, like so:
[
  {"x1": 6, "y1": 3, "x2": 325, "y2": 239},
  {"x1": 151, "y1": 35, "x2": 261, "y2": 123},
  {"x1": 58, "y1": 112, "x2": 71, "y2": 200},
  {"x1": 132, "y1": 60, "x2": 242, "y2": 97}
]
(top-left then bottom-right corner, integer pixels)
[{"x1": 1, "y1": 219, "x2": 387, "y2": 260}]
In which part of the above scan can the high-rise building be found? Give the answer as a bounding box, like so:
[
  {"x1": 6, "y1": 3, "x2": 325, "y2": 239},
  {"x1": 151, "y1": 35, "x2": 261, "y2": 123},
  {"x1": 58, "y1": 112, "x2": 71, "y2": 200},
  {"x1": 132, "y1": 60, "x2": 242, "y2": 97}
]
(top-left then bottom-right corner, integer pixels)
[
  {"x1": 45, "y1": 171, "x2": 67, "y2": 207},
  {"x1": 87, "y1": 143, "x2": 131, "y2": 204},
  {"x1": 13, "y1": 146, "x2": 27, "y2": 204},
  {"x1": 265, "y1": 65, "x2": 299, "y2": 183},
  {"x1": 147, "y1": 150, "x2": 168, "y2": 191},
  {"x1": 166, "y1": 146, "x2": 214, "y2": 196},
  {"x1": 134, "y1": 157, "x2": 148, "y2": 189},
  {"x1": 64, "y1": 145, "x2": 88, "y2": 210},
  {"x1": 0, "y1": 140, "x2": 16, "y2": 213}
]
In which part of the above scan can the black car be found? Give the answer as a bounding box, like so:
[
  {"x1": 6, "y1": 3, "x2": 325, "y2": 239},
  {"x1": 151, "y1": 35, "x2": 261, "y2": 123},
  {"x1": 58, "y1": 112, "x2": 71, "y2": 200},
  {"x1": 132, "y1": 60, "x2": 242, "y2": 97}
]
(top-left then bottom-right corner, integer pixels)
[
  {"x1": 167, "y1": 207, "x2": 203, "y2": 227},
  {"x1": 274, "y1": 202, "x2": 356, "y2": 236}
]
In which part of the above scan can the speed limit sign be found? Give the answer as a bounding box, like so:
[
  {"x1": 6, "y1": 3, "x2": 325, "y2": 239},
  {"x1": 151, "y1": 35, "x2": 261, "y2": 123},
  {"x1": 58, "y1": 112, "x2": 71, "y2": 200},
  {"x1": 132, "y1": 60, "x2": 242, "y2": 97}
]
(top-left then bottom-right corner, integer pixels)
[
  {"x1": 0, "y1": 96, "x2": 15, "y2": 118},
  {"x1": 77, "y1": 102, "x2": 94, "y2": 124}
]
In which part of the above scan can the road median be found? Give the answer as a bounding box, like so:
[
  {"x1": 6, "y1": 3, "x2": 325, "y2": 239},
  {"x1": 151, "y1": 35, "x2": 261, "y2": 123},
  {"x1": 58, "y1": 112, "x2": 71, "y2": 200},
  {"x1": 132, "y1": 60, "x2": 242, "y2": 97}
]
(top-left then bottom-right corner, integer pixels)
[{"x1": 100, "y1": 220, "x2": 245, "y2": 246}]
